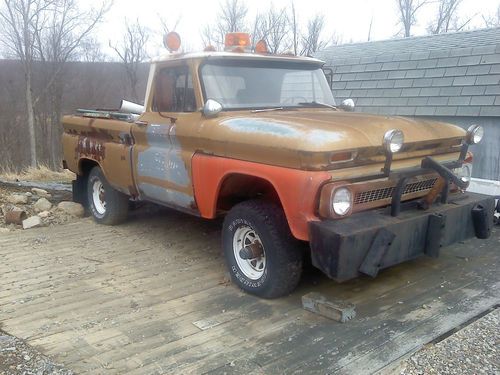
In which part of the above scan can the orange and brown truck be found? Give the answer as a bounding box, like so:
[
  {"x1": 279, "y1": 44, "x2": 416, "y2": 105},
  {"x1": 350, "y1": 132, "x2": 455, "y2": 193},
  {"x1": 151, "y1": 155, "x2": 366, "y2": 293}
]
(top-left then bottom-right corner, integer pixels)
[{"x1": 62, "y1": 32, "x2": 494, "y2": 298}]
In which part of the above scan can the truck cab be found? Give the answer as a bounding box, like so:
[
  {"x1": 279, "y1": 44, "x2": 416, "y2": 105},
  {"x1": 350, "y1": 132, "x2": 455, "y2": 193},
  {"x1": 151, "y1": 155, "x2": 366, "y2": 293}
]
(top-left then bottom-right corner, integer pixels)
[{"x1": 62, "y1": 32, "x2": 494, "y2": 298}]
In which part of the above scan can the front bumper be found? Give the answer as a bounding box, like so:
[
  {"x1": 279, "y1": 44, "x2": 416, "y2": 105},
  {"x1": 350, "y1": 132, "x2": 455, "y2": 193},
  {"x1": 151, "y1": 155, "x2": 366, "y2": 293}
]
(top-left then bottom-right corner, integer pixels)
[{"x1": 309, "y1": 192, "x2": 495, "y2": 282}]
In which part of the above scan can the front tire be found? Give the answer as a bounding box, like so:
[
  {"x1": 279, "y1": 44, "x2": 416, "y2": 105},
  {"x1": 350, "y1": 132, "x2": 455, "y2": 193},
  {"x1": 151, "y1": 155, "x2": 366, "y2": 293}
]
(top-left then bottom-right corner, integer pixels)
[
  {"x1": 222, "y1": 200, "x2": 303, "y2": 298},
  {"x1": 87, "y1": 167, "x2": 129, "y2": 225}
]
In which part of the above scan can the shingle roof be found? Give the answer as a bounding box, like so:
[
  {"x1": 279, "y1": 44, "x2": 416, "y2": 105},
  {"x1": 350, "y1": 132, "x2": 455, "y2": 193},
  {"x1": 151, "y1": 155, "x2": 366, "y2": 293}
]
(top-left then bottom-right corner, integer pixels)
[{"x1": 316, "y1": 27, "x2": 500, "y2": 117}]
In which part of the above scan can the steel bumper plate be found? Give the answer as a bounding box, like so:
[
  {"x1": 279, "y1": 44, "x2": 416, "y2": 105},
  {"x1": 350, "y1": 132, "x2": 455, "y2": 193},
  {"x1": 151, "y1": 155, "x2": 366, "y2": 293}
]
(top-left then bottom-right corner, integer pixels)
[{"x1": 309, "y1": 192, "x2": 495, "y2": 282}]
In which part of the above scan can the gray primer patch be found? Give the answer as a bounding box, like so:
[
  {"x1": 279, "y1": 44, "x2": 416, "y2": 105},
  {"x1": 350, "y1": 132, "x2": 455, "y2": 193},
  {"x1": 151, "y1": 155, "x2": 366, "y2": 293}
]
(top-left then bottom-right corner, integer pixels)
[
  {"x1": 222, "y1": 118, "x2": 302, "y2": 137},
  {"x1": 138, "y1": 183, "x2": 194, "y2": 208},
  {"x1": 137, "y1": 124, "x2": 190, "y2": 186},
  {"x1": 137, "y1": 123, "x2": 191, "y2": 207}
]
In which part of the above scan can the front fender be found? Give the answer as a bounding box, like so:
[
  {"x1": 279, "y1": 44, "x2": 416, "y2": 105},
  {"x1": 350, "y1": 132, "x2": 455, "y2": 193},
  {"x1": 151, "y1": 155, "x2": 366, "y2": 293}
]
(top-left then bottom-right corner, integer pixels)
[{"x1": 191, "y1": 153, "x2": 331, "y2": 241}]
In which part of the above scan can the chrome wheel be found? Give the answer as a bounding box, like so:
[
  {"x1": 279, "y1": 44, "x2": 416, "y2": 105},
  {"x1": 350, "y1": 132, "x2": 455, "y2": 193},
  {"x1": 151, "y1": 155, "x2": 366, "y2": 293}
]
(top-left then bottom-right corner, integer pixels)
[
  {"x1": 92, "y1": 179, "x2": 106, "y2": 215},
  {"x1": 233, "y1": 225, "x2": 266, "y2": 280}
]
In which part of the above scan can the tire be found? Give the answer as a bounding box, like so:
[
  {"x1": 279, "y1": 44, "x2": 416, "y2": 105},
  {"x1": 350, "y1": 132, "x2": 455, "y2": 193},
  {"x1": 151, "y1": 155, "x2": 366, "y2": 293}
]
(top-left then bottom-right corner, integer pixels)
[
  {"x1": 222, "y1": 200, "x2": 303, "y2": 298},
  {"x1": 87, "y1": 166, "x2": 129, "y2": 225}
]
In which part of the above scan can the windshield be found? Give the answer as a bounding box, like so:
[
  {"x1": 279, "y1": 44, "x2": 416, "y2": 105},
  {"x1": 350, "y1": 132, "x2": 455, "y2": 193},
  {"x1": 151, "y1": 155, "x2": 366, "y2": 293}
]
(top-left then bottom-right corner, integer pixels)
[{"x1": 200, "y1": 60, "x2": 335, "y2": 110}]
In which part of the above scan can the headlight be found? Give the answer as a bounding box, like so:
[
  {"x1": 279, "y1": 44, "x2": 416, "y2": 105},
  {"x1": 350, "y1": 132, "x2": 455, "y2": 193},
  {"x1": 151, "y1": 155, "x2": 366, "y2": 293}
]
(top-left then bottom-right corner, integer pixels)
[
  {"x1": 383, "y1": 129, "x2": 404, "y2": 153},
  {"x1": 453, "y1": 163, "x2": 472, "y2": 185},
  {"x1": 465, "y1": 125, "x2": 483, "y2": 145},
  {"x1": 332, "y1": 187, "x2": 352, "y2": 216}
]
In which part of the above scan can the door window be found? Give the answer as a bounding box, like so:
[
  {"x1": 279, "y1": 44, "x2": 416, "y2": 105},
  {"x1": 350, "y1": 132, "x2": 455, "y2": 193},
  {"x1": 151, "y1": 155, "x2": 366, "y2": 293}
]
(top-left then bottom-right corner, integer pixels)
[{"x1": 153, "y1": 66, "x2": 196, "y2": 112}]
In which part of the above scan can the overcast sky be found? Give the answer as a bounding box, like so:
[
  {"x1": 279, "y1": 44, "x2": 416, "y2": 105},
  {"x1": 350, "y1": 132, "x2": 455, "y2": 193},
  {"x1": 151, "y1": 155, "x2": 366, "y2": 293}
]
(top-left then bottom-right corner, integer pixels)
[{"x1": 93, "y1": 0, "x2": 499, "y2": 56}]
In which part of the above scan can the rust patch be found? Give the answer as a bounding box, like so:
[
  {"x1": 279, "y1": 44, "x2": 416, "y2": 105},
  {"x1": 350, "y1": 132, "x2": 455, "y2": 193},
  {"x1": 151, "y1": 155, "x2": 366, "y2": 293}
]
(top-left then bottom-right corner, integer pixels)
[{"x1": 76, "y1": 136, "x2": 106, "y2": 161}]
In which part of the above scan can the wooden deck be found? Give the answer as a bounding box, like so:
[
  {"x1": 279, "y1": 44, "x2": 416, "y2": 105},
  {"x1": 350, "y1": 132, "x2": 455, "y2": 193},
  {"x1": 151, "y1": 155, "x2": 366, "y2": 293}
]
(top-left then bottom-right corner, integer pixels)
[{"x1": 0, "y1": 207, "x2": 498, "y2": 374}]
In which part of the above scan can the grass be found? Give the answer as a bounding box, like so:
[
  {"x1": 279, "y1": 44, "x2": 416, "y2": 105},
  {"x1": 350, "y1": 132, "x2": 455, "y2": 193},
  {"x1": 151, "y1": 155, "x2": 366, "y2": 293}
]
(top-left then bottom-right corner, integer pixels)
[{"x1": 0, "y1": 164, "x2": 75, "y2": 182}]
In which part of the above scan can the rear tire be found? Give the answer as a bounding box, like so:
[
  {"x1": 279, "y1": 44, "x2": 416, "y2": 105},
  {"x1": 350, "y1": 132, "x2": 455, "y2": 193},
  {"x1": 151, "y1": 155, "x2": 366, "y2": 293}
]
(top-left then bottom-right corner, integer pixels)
[
  {"x1": 87, "y1": 167, "x2": 129, "y2": 225},
  {"x1": 222, "y1": 200, "x2": 303, "y2": 298}
]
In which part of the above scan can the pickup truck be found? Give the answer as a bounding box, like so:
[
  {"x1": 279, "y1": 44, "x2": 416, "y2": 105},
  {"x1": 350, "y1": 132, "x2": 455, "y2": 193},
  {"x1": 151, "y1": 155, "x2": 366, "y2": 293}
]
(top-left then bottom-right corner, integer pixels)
[{"x1": 62, "y1": 32, "x2": 494, "y2": 298}]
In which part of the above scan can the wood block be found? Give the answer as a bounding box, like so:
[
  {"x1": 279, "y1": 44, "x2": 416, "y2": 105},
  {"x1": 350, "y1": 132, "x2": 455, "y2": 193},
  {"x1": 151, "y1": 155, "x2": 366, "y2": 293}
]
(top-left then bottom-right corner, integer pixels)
[{"x1": 302, "y1": 292, "x2": 356, "y2": 322}]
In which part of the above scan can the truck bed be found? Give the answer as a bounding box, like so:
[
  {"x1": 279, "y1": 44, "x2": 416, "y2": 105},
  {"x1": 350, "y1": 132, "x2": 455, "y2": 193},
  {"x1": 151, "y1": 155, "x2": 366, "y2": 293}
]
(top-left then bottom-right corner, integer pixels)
[{"x1": 62, "y1": 114, "x2": 135, "y2": 196}]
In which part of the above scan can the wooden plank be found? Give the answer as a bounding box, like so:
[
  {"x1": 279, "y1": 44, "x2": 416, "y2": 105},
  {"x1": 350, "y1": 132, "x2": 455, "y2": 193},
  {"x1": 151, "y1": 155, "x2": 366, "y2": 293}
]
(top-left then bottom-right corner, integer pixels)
[{"x1": 0, "y1": 212, "x2": 498, "y2": 375}]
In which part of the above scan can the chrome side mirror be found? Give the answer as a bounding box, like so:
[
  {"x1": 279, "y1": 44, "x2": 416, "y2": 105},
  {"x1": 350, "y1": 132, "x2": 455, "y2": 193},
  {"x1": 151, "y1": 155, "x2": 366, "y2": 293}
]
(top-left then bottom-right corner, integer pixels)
[
  {"x1": 340, "y1": 98, "x2": 355, "y2": 112},
  {"x1": 202, "y1": 99, "x2": 222, "y2": 118}
]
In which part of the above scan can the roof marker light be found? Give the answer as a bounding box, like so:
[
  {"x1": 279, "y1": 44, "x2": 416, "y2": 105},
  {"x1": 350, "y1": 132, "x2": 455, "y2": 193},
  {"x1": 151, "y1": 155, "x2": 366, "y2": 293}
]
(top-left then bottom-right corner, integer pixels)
[
  {"x1": 164, "y1": 32, "x2": 181, "y2": 52},
  {"x1": 255, "y1": 39, "x2": 268, "y2": 54}
]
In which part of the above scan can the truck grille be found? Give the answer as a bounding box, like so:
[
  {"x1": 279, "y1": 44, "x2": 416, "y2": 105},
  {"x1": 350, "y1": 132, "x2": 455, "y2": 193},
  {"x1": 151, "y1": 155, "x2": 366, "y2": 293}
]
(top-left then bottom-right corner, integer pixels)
[{"x1": 354, "y1": 177, "x2": 438, "y2": 205}]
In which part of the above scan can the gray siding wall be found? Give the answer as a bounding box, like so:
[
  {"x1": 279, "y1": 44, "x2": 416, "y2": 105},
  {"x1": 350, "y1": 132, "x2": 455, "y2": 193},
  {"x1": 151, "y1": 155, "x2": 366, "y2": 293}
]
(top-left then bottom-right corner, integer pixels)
[{"x1": 415, "y1": 116, "x2": 499, "y2": 180}]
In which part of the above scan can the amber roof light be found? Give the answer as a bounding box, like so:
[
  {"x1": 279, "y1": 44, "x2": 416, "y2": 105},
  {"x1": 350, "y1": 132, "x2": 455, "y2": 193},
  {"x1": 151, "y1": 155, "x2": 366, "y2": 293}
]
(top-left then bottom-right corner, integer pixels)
[
  {"x1": 224, "y1": 32, "x2": 251, "y2": 52},
  {"x1": 164, "y1": 32, "x2": 181, "y2": 52}
]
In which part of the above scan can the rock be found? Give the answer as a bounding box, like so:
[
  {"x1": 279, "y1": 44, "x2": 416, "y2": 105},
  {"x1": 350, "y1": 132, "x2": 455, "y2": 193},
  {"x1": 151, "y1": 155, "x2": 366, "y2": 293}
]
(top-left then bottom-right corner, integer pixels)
[
  {"x1": 57, "y1": 201, "x2": 85, "y2": 218},
  {"x1": 22, "y1": 216, "x2": 42, "y2": 229},
  {"x1": 33, "y1": 198, "x2": 52, "y2": 213},
  {"x1": 31, "y1": 187, "x2": 51, "y2": 198},
  {"x1": 0, "y1": 228, "x2": 10, "y2": 234},
  {"x1": 7, "y1": 194, "x2": 28, "y2": 205},
  {"x1": 38, "y1": 211, "x2": 51, "y2": 218},
  {"x1": 25, "y1": 192, "x2": 33, "y2": 197}
]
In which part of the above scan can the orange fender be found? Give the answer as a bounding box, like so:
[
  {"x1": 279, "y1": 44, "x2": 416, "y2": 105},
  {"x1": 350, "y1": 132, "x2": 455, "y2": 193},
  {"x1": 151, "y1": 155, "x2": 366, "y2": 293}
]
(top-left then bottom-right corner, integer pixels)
[{"x1": 191, "y1": 154, "x2": 332, "y2": 241}]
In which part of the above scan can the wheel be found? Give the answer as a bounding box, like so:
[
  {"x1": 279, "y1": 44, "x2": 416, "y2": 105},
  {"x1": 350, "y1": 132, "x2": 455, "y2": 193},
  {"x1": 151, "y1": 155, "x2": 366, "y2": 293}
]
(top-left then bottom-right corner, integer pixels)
[
  {"x1": 222, "y1": 200, "x2": 303, "y2": 298},
  {"x1": 87, "y1": 166, "x2": 129, "y2": 225}
]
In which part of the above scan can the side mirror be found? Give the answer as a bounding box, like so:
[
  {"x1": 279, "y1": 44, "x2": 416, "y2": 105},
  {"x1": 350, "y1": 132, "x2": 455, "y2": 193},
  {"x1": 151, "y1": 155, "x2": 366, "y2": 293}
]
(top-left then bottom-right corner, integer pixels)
[
  {"x1": 202, "y1": 99, "x2": 222, "y2": 118},
  {"x1": 340, "y1": 98, "x2": 355, "y2": 112}
]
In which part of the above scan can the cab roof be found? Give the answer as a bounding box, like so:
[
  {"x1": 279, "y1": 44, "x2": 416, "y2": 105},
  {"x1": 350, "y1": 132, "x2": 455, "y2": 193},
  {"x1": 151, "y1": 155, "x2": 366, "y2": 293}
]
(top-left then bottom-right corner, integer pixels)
[{"x1": 151, "y1": 51, "x2": 325, "y2": 66}]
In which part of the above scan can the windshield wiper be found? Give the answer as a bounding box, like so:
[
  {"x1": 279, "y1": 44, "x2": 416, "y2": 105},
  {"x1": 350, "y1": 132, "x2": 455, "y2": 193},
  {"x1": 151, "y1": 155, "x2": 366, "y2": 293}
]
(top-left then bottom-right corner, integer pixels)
[
  {"x1": 250, "y1": 107, "x2": 286, "y2": 113},
  {"x1": 297, "y1": 101, "x2": 337, "y2": 110}
]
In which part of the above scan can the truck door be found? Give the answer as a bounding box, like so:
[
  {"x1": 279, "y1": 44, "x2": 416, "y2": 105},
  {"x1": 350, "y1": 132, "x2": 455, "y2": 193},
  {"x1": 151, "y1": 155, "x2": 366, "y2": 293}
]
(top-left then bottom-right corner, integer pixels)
[{"x1": 131, "y1": 63, "x2": 201, "y2": 213}]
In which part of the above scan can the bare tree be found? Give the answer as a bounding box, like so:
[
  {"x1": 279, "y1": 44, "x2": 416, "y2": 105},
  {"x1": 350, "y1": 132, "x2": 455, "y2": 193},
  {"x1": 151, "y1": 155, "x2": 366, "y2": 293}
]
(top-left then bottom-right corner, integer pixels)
[
  {"x1": 0, "y1": 0, "x2": 109, "y2": 167},
  {"x1": 202, "y1": 0, "x2": 248, "y2": 49},
  {"x1": 110, "y1": 19, "x2": 149, "y2": 103},
  {"x1": 249, "y1": 13, "x2": 265, "y2": 47},
  {"x1": 482, "y1": 5, "x2": 500, "y2": 27},
  {"x1": 396, "y1": 0, "x2": 429, "y2": 37},
  {"x1": 427, "y1": 0, "x2": 472, "y2": 34},
  {"x1": 159, "y1": 15, "x2": 181, "y2": 35},
  {"x1": 300, "y1": 14, "x2": 326, "y2": 56},
  {"x1": 219, "y1": 0, "x2": 247, "y2": 33},
  {"x1": 201, "y1": 24, "x2": 215, "y2": 48},
  {"x1": 259, "y1": 6, "x2": 289, "y2": 54},
  {"x1": 0, "y1": 0, "x2": 53, "y2": 167},
  {"x1": 78, "y1": 37, "x2": 107, "y2": 63},
  {"x1": 36, "y1": 0, "x2": 110, "y2": 168},
  {"x1": 367, "y1": 16, "x2": 373, "y2": 41},
  {"x1": 288, "y1": 1, "x2": 299, "y2": 55}
]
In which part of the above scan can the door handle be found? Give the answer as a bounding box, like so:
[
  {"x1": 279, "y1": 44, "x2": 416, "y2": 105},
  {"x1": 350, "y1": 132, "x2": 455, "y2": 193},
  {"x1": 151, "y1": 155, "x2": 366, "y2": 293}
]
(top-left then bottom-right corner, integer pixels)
[{"x1": 135, "y1": 120, "x2": 148, "y2": 127}]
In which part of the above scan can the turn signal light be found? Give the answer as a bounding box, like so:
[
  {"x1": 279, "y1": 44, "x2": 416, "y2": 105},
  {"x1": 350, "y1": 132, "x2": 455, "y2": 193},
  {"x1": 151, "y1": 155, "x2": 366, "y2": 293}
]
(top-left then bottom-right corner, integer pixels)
[{"x1": 330, "y1": 151, "x2": 356, "y2": 163}]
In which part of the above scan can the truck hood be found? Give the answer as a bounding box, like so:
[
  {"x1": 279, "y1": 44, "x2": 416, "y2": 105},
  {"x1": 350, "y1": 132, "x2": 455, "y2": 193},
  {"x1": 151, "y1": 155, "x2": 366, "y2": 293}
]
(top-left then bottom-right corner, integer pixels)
[{"x1": 200, "y1": 109, "x2": 465, "y2": 170}]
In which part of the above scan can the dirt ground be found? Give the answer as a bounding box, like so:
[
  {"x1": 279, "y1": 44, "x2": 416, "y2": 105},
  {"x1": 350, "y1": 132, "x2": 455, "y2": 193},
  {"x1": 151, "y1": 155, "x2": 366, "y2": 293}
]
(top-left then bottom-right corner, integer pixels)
[
  {"x1": 0, "y1": 182, "x2": 499, "y2": 374},
  {"x1": 0, "y1": 181, "x2": 75, "y2": 230}
]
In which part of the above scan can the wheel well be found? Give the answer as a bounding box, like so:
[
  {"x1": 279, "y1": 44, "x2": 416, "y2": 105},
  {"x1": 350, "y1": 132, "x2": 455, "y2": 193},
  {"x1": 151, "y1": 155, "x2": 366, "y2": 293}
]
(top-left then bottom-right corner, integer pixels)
[
  {"x1": 79, "y1": 158, "x2": 99, "y2": 176},
  {"x1": 73, "y1": 159, "x2": 99, "y2": 206},
  {"x1": 217, "y1": 174, "x2": 281, "y2": 212}
]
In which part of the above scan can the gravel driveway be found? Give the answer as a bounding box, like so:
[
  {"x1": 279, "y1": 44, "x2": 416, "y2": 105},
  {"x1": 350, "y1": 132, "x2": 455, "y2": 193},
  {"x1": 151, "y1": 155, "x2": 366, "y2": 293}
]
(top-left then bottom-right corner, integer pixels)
[
  {"x1": 0, "y1": 330, "x2": 72, "y2": 375},
  {"x1": 398, "y1": 308, "x2": 499, "y2": 375}
]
